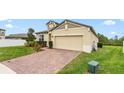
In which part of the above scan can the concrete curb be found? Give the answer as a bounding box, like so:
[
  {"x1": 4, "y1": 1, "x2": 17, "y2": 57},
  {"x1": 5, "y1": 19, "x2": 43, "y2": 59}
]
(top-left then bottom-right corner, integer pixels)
[{"x1": 0, "y1": 63, "x2": 16, "y2": 74}]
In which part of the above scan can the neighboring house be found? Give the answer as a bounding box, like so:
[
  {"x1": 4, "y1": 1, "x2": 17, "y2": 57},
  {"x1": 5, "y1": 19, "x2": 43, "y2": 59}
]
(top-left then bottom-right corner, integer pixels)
[
  {"x1": 0, "y1": 29, "x2": 6, "y2": 39},
  {"x1": 6, "y1": 33, "x2": 28, "y2": 39},
  {"x1": 36, "y1": 20, "x2": 98, "y2": 53}
]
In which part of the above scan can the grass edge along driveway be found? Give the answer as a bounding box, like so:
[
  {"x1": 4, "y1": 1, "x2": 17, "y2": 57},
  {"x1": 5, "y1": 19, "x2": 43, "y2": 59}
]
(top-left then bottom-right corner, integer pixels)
[
  {"x1": 0, "y1": 46, "x2": 34, "y2": 62},
  {"x1": 58, "y1": 46, "x2": 124, "y2": 74}
]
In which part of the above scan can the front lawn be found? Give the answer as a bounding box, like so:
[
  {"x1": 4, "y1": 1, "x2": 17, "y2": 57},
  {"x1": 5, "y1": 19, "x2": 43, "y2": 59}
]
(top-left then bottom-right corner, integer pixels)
[
  {"x1": 0, "y1": 46, "x2": 34, "y2": 62},
  {"x1": 58, "y1": 46, "x2": 124, "y2": 74}
]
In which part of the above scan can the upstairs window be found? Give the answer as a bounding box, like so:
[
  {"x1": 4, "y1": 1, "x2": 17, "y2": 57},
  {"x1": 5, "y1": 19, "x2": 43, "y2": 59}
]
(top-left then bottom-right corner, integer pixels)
[
  {"x1": 2, "y1": 32, "x2": 4, "y2": 35},
  {"x1": 65, "y1": 24, "x2": 68, "y2": 29},
  {"x1": 0, "y1": 31, "x2": 4, "y2": 35}
]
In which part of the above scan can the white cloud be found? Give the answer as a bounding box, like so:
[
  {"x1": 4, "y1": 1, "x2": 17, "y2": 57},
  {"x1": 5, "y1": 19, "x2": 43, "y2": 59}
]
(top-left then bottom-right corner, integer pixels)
[
  {"x1": 7, "y1": 19, "x2": 12, "y2": 22},
  {"x1": 0, "y1": 19, "x2": 12, "y2": 22},
  {"x1": 5, "y1": 24, "x2": 13, "y2": 28},
  {"x1": 110, "y1": 31, "x2": 117, "y2": 35},
  {"x1": 0, "y1": 18, "x2": 8, "y2": 21},
  {"x1": 103, "y1": 20, "x2": 116, "y2": 25},
  {"x1": 120, "y1": 19, "x2": 124, "y2": 21}
]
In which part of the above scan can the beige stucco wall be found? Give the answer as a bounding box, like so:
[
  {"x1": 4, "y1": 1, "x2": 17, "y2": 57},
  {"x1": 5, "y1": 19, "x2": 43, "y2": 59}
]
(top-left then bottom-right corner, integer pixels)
[
  {"x1": 44, "y1": 34, "x2": 49, "y2": 42},
  {"x1": 82, "y1": 28, "x2": 98, "y2": 53},
  {"x1": 51, "y1": 27, "x2": 87, "y2": 36},
  {"x1": 51, "y1": 27, "x2": 86, "y2": 50},
  {"x1": 51, "y1": 26, "x2": 98, "y2": 53}
]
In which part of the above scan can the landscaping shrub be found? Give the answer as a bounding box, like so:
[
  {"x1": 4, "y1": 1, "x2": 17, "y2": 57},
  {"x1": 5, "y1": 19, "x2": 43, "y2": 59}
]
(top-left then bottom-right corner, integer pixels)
[
  {"x1": 25, "y1": 41, "x2": 42, "y2": 52},
  {"x1": 103, "y1": 43, "x2": 122, "y2": 46},
  {"x1": 37, "y1": 41, "x2": 43, "y2": 46},
  {"x1": 36, "y1": 41, "x2": 47, "y2": 47},
  {"x1": 24, "y1": 42, "x2": 29, "y2": 47},
  {"x1": 25, "y1": 41, "x2": 36, "y2": 47},
  {"x1": 37, "y1": 41, "x2": 42, "y2": 45},
  {"x1": 97, "y1": 42, "x2": 103, "y2": 48},
  {"x1": 44, "y1": 41, "x2": 47, "y2": 47},
  {"x1": 33, "y1": 42, "x2": 42, "y2": 52},
  {"x1": 49, "y1": 41, "x2": 53, "y2": 48}
]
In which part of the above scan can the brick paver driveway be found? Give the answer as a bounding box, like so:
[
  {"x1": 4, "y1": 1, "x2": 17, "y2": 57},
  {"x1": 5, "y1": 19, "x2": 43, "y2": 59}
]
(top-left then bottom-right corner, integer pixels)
[{"x1": 2, "y1": 48, "x2": 80, "y2": 74}]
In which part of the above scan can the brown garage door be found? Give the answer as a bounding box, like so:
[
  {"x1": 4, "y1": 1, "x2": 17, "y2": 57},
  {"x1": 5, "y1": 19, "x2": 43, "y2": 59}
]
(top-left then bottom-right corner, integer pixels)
[{"x1": 54, "y1": 35, "x2": 83, "y2": 51}]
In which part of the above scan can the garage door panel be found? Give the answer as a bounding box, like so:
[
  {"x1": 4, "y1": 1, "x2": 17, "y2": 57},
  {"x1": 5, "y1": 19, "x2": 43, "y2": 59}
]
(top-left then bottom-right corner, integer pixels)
[{"x1": 55, "y1": 36, "x2": 83, "y2": 51}]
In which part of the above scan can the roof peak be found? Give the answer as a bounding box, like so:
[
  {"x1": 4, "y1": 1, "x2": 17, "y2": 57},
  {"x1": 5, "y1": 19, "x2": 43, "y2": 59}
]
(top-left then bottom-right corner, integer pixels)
[
  {"x1": 49, "y1": 19, "x2": 97, "y2": 37},
  {"x1": 46, "y1": 20, "x2": 59, "y2": 25}
]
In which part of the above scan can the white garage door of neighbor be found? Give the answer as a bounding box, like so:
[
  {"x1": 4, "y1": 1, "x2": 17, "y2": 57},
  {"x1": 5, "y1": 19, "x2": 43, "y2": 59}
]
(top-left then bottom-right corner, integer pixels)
[{"x1": 55, "y1": 36, "x2": 83, "y2": 51}]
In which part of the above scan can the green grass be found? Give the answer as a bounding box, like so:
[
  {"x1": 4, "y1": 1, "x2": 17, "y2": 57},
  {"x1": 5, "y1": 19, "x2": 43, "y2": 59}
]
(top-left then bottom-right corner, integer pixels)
[
  {"x1": 58, "y1": 46, "x2": 124, "y2": 74},
  {"x1": 0, "y1": 46, "x2": 34, "y2": 62}
]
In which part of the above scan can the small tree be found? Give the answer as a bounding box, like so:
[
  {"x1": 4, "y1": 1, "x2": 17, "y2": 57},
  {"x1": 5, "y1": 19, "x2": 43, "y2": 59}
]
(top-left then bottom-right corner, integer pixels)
[
  {"x1": 25, "y1": 28, "x2": 36, "y2": 47},
  {"x1": 27, "y1": 28, "x2": 36, "y2": 41},
  {"x1": 123, "y1": 41, "x2": 124, "y2": 53}
]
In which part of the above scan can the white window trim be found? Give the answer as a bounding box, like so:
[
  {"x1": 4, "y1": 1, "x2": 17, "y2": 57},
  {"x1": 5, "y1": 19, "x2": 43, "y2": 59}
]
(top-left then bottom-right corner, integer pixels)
[{"x1": 65, "y1": 24, "x2": 68, "y2": 29}]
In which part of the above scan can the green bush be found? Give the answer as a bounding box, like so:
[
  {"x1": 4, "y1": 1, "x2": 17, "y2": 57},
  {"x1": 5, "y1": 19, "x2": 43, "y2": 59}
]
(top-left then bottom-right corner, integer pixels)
[
  {"x1": 25, "y1": 41, "x2": 42, "y2": 52},
  {"x1": 49, "y1": 41, "x2": 53, "y2": 48},
  {"x1": 97, "y1": 42, "x2": 103, "y2": 48},
  {"x1": 44, "y1": 41, "x2": 47, "y2": 47},
  {"x1": 24, "y1": 42, "x2": 29, "y2": 47},
  {"x1": 25, "y1": 41, "x2": 36, "y2": 47},
  {"x1": 37, "y1": 41, "x2": 43, "y2": 46},
  {"x1": 36, "y1": 41, "x2": 47, "y2": 47},
  {"x1": 33, "y1": 42, "x2": 42, "y2": 52}
]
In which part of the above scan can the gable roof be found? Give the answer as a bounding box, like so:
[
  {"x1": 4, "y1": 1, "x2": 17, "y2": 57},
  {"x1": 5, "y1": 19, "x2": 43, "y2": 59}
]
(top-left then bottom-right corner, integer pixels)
[
  {"x1": 35, "y1": 30, "x2": 48, "y2": 34},
  {"x1": 50, "y1": 19, "x2": 97, "y2": 37},
  {"x1": 46, "y1": 20, "x2": 59, "y2": 25},
  {"x1": 0, "y1": 29, "x2": 6, "y2": 31},
  {"x1": 36, "y1": 20, "x2": 98, "y2": 37}
]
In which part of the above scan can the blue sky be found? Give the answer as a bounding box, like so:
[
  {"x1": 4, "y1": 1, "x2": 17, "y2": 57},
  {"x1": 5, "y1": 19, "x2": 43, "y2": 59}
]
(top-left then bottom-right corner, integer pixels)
[{"x1": 0, "y1": 19, "x2": 124, "y2": 38}]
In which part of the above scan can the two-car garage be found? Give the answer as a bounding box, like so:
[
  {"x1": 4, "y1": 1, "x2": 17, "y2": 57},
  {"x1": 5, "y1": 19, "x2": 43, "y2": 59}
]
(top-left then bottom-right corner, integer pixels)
[
  {"x1": 54, "y1": 35, "x2": 83, "y2": 51},
  {"x1": 46, "y1": 20, "x2": 98, "y2": 53}
]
